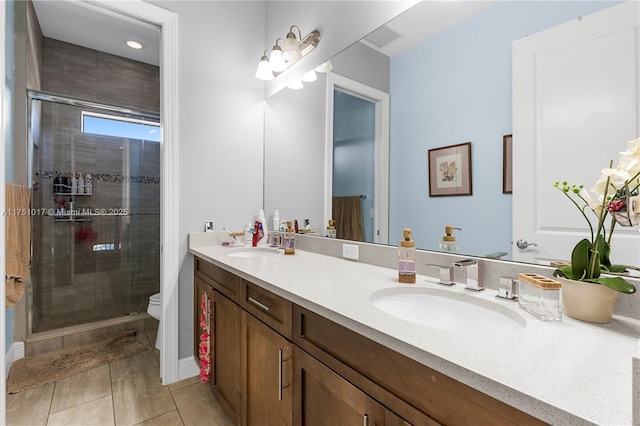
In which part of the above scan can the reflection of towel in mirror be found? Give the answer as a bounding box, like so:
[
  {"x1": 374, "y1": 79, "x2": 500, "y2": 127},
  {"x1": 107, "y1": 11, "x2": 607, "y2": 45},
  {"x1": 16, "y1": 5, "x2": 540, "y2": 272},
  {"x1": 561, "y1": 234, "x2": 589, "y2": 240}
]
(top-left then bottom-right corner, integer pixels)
[
  {"x1": 6, "y1": 183, "x2": 31, "y2": 308},
  {"x1": 332, "y1": 196, "x2": 365, "y2": 242}
]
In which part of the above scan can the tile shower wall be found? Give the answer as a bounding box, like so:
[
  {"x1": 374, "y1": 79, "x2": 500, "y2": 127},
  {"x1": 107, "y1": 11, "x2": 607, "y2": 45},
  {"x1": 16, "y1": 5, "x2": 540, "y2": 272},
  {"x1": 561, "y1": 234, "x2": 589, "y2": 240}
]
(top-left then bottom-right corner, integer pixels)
[{"x1": 31, "y1": 38, "x2": 160, "y2": 333}]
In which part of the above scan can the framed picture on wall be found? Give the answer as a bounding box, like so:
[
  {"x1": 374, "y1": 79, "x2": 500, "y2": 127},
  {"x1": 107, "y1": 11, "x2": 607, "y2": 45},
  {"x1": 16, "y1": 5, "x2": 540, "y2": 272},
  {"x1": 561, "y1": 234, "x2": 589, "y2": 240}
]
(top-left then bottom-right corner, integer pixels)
[
  {"x1": 428, "y1": 142, "x2": 472, "y2": 196},
  {"x1": 503, "y1": 134, "x2": 513, "y2": 194}
]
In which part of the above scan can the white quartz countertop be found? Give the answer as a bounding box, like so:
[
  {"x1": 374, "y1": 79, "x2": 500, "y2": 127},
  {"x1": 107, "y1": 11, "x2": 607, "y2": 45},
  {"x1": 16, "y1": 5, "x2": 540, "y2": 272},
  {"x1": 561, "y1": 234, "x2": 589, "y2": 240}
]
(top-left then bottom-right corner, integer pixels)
[{"x1": 189, "y1": 239, "x2": 640, "y2": 425}]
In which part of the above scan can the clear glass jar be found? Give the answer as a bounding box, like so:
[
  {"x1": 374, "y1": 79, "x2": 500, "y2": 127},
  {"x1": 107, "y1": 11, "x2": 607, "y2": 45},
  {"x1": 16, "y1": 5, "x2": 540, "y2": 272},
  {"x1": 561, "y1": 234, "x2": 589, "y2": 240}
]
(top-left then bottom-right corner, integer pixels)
[{"x1": 517, "y1": 273, "x2": 562, "y2": 321}]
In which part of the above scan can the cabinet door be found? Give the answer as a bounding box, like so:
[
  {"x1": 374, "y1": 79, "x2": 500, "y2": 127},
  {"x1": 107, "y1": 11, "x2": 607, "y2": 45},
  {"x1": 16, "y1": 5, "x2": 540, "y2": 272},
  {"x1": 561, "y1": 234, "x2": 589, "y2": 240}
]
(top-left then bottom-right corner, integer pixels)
[
  {"x1": 212, "y1": 290, "x2": 242, "y2": 424},
  {"x1": 293, "y1": 346, "x2": 384, "y2": 426},
  {"x1": 242, "y1": 311, "x2": 292, "y2": 426}
]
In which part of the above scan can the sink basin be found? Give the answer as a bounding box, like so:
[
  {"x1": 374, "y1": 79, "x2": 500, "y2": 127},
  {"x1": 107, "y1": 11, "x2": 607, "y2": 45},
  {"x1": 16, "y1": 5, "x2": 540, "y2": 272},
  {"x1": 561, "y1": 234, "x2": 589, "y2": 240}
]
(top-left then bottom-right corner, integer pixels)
[
  {"x1": 226, "y1": 247, "x2": 280, "y2": 258},
  {"x1": 371, "y1": 289, "x2": 525, "y2": 335}
]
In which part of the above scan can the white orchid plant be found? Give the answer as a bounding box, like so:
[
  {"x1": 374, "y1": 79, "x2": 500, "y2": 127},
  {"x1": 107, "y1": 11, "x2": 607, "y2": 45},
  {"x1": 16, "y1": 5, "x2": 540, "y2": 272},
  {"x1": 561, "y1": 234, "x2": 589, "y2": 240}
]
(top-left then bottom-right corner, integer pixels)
[{"x1": 553, "y1": 138, "x2": 640, "y2": 294}]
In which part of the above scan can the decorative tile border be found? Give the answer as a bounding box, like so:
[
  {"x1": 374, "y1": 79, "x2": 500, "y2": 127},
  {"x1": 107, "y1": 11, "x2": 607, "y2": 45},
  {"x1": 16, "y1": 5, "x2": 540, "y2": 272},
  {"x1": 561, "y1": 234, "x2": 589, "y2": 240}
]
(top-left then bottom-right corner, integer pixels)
[{"x1": 42, "y1": 171, "x2": 160, "y2": 184}]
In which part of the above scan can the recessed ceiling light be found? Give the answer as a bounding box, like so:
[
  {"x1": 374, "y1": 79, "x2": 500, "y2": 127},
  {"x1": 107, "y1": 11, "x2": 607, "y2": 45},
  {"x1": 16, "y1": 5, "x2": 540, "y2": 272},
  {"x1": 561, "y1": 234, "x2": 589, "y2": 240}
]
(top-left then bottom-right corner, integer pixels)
[{"x1": 126, "y1": 40, "x2": 144, "y2": 50}]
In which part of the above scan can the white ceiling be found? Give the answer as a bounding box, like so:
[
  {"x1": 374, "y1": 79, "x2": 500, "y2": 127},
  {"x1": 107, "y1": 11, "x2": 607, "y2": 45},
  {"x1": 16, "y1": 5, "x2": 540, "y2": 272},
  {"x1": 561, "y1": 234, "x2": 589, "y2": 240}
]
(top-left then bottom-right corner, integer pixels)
[
  {"x1": 31, "y1": 1, "x2": 497, "y2": 68},
  {"x1": 32, "y1": 0, "x2": 160, "y2": 66}
]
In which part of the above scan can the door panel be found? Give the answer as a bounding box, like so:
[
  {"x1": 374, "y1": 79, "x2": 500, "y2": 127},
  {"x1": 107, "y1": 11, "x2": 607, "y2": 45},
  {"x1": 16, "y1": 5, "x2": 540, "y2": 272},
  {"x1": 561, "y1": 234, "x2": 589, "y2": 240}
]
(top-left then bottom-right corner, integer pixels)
[{"x1": 513, "y1": 2, "x2": 640, "y2": 264}]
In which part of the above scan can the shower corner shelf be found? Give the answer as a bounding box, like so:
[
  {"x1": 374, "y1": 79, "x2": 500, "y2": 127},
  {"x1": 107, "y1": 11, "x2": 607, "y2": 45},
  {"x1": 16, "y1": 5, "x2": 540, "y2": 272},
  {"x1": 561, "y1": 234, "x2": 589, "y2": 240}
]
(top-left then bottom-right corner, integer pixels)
[
  {"x1": 53, "y1": 192, "x2": 92, "y2": 196},
  {"x1": 53, "y1": 216, "x2": 92, "y2": 223}
]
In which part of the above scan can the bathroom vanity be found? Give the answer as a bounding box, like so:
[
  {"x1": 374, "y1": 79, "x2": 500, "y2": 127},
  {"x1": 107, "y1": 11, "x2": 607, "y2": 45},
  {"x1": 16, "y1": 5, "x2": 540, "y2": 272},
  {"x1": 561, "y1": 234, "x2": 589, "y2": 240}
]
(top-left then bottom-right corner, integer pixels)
[{"x1": 190, "y1": 235, "x2": 640, "y2": 425}]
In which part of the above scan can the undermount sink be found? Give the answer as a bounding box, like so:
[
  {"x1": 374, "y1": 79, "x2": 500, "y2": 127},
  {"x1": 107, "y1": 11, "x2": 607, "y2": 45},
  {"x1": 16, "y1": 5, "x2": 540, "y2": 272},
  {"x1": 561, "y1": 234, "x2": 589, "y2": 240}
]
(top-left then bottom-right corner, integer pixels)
[
  {"x1": 371, "y1": 289, "x2": 525, "y2": 335},
  {"x1": 226, "y1": 247, "x2": 280, "y2": 258}
]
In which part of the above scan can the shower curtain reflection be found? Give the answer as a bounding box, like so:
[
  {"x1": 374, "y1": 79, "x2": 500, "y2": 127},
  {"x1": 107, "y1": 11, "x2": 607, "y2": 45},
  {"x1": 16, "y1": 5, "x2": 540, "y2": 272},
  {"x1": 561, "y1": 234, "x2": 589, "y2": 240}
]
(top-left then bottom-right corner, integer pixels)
[{"x1": 30, "y1": 98, "x2": 160, "y2": 333}]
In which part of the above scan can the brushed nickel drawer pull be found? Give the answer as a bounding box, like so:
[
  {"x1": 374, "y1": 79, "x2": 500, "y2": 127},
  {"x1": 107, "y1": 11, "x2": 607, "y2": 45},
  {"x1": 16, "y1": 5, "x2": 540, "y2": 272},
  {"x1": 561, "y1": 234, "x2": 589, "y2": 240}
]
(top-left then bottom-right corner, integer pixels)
[
  {"x1": 248, "y1": 296, "x2": 271, "y2": 311},
  {"x1": 363, "y1": 414, "x2": 369, "y2": 426},
  {"x1": 278, "y1": 349, "x2": 283, "y2": 401}
]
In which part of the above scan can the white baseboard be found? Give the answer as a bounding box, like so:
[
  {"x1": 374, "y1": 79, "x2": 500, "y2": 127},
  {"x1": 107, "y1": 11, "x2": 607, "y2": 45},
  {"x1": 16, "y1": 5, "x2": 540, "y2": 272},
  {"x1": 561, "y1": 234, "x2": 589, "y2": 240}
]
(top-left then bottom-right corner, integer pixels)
[
  {"x1": 178, "y1": 355, "x2": 199, "y2": 381},
  {"x1": 5, "y1": 341, "x2": 25, "y2": 379}
]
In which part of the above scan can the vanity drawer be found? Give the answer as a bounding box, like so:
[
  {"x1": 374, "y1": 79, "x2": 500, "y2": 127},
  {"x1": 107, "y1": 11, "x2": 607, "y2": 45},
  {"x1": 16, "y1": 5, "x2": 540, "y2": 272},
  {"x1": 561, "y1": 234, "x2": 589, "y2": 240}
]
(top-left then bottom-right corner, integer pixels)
[
  {"x1": 293, "y1": 305, "x2": 547, "y2": 426},
  {"x1": 242, "y1": 280, "x2": 292, "y2": 340},
  {"x1": 194, "y1": 257, "x2": 242, "y2": 303}
]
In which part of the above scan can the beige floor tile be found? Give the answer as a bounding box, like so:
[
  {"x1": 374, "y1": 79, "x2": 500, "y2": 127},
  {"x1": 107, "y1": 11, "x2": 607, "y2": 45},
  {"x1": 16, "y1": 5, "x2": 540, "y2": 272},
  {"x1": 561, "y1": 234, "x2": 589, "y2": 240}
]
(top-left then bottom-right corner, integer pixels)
[
  {"x1": 134, "y1": 410, "x2": 184, "y2": 426},
  {"x1": 6, "y1": 382, "x2": 55, "y2": 426},
  {"x1": 47, "y1": 395, "x2": 114, "y2": 426},
  {"x1": 109, "y1": 347, "x2": 158, "y2": 381},
  {"x1": 167, "y1": 375, "x2": 200, "y2": 393},
  {"x1": 50, "y1": 364, "x2": 112, "y2": 413},
  {"x1": 171, "y1": 383, "x2": 234, "y2": 426},
  {"x1": 145, "y1": 329, "x2": 160, "y2": 362},
  {"x1": 112, "y1": 366, "x2": 175, "y2": 426}
]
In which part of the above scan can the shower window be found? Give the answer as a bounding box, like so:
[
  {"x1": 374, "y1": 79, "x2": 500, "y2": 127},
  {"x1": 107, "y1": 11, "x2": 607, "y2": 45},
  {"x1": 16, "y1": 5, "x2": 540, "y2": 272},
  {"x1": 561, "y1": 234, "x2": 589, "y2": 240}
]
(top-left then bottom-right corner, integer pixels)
[{"x1": 81, "y1": 111, "x2": 160, "y2": 142}]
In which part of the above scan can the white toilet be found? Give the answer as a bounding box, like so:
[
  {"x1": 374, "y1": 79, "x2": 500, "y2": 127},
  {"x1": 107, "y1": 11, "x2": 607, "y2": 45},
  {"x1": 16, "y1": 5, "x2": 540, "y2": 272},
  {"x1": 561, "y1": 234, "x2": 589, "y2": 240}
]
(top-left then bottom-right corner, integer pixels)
[{"x1": 147, "y1": 293, "x2": 162, "y2": 350}]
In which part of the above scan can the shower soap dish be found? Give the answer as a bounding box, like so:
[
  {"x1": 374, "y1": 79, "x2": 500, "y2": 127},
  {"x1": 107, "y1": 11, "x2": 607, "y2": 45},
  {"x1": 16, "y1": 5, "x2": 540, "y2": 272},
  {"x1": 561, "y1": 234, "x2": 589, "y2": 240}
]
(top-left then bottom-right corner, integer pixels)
[{"x1": 517, "y1": 273, "x2": 562, "y2": 321}]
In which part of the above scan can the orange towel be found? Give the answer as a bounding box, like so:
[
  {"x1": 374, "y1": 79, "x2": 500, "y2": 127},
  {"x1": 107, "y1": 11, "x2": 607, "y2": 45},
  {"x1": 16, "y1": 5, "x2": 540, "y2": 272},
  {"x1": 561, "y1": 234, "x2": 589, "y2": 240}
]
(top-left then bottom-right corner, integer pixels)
[{"x1": 6, "y1": 183, "x2": 31, "y2": 308}]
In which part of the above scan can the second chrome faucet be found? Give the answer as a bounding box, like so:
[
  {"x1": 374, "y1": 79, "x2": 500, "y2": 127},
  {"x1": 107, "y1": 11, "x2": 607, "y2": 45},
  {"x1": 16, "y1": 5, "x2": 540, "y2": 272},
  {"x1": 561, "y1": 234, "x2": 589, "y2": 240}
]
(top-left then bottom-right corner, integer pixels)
[{"x1": 453, "y1": 259, "x2": 483, "y2": 291}]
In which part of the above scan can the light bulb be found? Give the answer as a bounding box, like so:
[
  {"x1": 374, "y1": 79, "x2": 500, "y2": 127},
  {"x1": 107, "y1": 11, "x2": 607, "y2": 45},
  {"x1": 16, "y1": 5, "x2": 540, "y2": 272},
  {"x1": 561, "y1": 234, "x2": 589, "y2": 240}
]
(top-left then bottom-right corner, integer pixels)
[
  {"x1": 269, "y1": 48, "x2": 287, "y2": 72},
  {"x1": 301, "y1": 70, "x2": 317, "y2": 82},
  {"x1": 254, "y1": 57, "x2": 274, "y2": 80}
]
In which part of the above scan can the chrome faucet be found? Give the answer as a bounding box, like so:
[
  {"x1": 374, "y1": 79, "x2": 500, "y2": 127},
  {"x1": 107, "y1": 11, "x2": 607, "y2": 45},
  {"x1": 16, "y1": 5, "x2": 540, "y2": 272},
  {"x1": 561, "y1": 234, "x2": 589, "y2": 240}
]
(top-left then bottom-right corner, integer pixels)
[
  {"x1": 453, "y1": 259, "x2": 483, "y2": 291},
  {"x1": 425, "y1": 264, "x2": 454, "y2": 286}
]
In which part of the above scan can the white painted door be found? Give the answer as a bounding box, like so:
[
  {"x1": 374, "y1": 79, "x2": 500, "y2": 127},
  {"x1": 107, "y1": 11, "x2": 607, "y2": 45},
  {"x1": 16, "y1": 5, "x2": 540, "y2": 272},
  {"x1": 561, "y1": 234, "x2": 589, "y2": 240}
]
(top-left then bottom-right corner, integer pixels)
[{"x1": 513, "y1": 1, "x2": 640, "y2": 265}]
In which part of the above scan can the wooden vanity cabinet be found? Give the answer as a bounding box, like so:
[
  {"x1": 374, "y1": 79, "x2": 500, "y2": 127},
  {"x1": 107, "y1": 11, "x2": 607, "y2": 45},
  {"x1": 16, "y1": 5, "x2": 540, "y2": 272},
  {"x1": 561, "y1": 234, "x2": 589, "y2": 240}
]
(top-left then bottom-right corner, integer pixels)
[
  {"x1": 194, "y1": 257, "x2": 547, "y2": 426},
  {"x1": 194, "y1": 277, "x2": 242, "y2": 424},
  {"x1": 242, "y1": 311, "x2": 293, "y2": 426},
  {"x1": 293, "y1": 345, "x2": 384, "y2": 426}
]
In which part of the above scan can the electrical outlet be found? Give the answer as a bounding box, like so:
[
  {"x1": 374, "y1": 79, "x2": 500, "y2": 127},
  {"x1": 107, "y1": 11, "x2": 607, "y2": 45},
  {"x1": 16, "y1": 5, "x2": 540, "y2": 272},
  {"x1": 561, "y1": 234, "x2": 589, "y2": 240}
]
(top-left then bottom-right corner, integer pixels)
[{"x1": 342, "y1": 244, "x2": 359, "y2": 260}]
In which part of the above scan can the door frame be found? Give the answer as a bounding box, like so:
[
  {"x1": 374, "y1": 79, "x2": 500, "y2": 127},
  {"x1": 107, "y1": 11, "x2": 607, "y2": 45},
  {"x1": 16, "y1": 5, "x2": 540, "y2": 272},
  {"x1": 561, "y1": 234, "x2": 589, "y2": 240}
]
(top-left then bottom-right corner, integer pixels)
[
  {"x1": 325, "y1": 73, "x2": 390, "y2": 244},
  {"x1": 89, "y1": 0, "x2": 179, "y2": 385}
]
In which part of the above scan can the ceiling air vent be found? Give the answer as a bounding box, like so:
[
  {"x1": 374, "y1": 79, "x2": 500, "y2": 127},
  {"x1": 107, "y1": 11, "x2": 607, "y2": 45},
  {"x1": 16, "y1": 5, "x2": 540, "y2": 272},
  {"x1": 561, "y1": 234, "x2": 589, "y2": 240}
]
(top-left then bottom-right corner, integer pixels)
[{"x1": 363, "y1": 25, "x2": 402, "y2": 49}]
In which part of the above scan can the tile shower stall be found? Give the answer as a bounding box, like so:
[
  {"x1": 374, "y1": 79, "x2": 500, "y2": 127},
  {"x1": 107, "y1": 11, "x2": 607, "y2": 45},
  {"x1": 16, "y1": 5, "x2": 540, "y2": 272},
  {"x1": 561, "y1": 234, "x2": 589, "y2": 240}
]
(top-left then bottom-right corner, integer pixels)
[{"x1": 29, "y1": 97, "x2": 160, "y2": 333}]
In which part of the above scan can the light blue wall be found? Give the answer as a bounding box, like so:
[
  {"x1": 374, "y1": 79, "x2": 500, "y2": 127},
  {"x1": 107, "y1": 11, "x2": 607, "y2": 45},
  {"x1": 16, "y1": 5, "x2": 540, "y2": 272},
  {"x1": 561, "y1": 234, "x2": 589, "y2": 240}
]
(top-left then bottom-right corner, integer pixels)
[
  {"x1": 333, "y1": 90, "x2": 375, "y2": 242},
  {"x1": 389, "y1": 0, "x2": 622, "y2": 258},
  {"x1": 5, "y1": 0, "x2": 15, "y2": 353}
]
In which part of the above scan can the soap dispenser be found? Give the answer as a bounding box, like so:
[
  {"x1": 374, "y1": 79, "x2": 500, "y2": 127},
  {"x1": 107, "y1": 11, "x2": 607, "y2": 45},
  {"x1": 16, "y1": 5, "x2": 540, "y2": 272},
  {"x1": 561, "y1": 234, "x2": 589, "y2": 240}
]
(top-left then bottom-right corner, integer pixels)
[
  {"x1": 326, "y1": 220, "x2": 336, "y2": 238},
  {"x1": 398, "y1": 228, "x2": 416, "y2": 284},
  {"x1": 440, "y1": 226, "x2": 461, "y2": 253},
  {"x1": 284, "y1": 221, "x2": 295, "y2": 255}
]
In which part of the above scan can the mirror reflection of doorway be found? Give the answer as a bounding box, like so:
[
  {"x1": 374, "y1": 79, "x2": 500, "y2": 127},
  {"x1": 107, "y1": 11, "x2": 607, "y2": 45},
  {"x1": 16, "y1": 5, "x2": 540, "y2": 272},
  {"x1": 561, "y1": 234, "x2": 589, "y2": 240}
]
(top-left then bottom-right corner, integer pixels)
[{"x1": 333, "y1": 90, "x2": 375, "y2": 242}]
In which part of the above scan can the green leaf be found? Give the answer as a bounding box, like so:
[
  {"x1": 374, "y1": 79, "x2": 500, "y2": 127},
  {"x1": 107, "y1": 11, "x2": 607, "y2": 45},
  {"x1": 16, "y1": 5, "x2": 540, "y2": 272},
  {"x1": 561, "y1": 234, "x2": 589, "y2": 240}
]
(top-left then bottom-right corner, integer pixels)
[
  {"x1": 571, "y1": 239, "x2": 591, "y2": 280},
  {"x1": 609, "y1": 264, "x2": 629, "y2": 273},
  {"x1": 554, "y1": 266, "x2": 578, "y2": 280},
  {"x1": 596, "y1": 234, "x2": 611, "y2": 268},
  {"x1": 585, "y1": 277, "x2": 637, "y2": 294}
]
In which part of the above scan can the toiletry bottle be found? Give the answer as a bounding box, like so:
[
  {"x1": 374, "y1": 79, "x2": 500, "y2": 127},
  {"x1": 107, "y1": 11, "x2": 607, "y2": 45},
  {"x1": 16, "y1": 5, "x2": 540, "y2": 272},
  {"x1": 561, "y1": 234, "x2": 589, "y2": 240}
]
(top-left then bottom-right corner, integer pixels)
[
  {"x1": 294, "y1": 219, "x2": 299, "y2": 233},
  {"x1": 85, "y1": 174, "x2": 93, "y2": 195},
  {"x1": 71, "y1": 174, "x2": 78, "y2": 195},
  {"x1": 304, "y1": 219, "x2": 310, "y2": 231},
  {"x1": 252, "y1": 220, "x2": 260, "y2": 247},
  {"x1": 284, "y1": 221, "x2": 295, "y2": 255},
  {"x1": 440, "y1": 226, "x2": 461, "y2": 253},
  {"x1": 77, "y1": 173, "x2": 84, "y2": 195},
  {"x1": 53, "y1": 173, "x2": 61, "y2": 194},
  {"x1": 257, "y1": 209, "x2": 268, "y2": 244},
  {"x1": 272, "y1": 210, "x2": 280, "y2": 231},
  {"x1": 326, "y1": 220, "x2": 336, "y2": 238},
  {"x1": 244, "y1": 221, "x2": 253, "y2": 245},
  {"x1": 398, "y1": 228, "x2": 416, "y2": 284}
]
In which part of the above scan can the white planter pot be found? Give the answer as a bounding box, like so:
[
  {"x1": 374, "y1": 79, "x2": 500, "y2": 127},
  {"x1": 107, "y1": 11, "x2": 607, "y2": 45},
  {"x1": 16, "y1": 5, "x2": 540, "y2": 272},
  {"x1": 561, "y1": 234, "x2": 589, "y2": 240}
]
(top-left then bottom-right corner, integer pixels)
[{"x1": 558, "y1": 277, "x2": 619, "y2": 324}]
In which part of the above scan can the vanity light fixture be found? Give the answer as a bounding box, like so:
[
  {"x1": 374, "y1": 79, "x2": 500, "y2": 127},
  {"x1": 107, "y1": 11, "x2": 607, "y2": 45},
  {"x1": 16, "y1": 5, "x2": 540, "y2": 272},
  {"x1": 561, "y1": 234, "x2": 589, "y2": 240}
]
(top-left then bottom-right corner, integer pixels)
[
  {"x1": 254, "y1": 25, "x2": 321, "y2": 80},
  {"x1": 315, "y1": 60, "x2": 333, "y2": 73}
]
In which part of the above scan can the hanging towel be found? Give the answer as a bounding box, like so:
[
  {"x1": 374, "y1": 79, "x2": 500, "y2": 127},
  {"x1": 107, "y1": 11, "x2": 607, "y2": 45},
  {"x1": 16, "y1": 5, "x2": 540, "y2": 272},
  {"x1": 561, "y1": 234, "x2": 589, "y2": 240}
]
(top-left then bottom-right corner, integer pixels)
[
  {"x1": 332, "y1": 196, "x2": 365, "y2": 242},
  {"x1": 6, "y1": 183, "x2": 31, "y2": 308}
]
